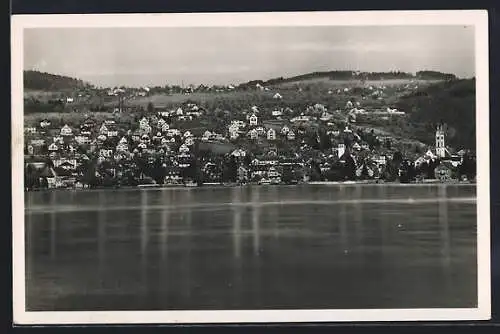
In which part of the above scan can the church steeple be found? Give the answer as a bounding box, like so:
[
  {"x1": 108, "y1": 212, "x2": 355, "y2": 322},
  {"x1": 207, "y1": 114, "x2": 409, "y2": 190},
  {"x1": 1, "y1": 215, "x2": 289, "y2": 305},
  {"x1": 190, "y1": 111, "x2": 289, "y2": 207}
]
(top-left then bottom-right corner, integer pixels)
[{"x1": 435, "y1": 124, "x2": 446, "y2": 158}]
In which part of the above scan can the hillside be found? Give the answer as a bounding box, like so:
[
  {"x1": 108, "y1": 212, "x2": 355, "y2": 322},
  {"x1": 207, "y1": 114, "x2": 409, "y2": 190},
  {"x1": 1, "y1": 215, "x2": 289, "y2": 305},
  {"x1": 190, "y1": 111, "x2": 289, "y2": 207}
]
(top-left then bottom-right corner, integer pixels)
[
  {"x1": 238, "y1": 70, "x2": 456, "y2": 89},
  {"x1": 394, "y1": 79, "x2": 476, "y2": 150},
  {"x1": 24, "y1": 70, "x2": 92, "y2": 91}
]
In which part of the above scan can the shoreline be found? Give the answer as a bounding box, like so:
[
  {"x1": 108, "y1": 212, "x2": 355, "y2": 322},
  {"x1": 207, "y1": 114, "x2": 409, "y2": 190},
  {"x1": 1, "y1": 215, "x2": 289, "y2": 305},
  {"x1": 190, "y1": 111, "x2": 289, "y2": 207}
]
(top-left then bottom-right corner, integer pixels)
[{"x1": 24, "y1": 180, "x2": 476, "y2": 192}]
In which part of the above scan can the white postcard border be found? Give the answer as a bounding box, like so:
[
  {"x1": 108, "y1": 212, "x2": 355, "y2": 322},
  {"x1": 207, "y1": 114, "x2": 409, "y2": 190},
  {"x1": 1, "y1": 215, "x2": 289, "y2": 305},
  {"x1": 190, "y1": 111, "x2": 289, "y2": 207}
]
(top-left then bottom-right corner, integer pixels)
[{"x1": 11, "y1": 10, "x2": 491, "y2": 324}]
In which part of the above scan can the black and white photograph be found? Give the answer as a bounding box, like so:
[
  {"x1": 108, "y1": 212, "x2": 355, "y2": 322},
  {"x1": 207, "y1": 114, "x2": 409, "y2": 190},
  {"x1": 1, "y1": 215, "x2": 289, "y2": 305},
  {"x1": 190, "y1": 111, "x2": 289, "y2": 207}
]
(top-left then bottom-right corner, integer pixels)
[{"x1": 12, "y1": 11, "x2": 490, "y2": 324}]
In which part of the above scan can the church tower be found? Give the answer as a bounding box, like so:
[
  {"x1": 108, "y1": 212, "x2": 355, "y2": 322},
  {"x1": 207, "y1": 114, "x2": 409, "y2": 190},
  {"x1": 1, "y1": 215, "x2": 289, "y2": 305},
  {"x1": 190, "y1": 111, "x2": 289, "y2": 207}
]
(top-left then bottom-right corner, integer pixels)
[{"x1": 435, "y1": 124, "x2": 446, "y2": 158}]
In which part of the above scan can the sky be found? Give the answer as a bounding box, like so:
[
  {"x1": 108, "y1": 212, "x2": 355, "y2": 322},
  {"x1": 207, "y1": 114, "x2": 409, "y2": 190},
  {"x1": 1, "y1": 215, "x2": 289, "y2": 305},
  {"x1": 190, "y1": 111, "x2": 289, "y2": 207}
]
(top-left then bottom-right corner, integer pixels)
[{"x1": 24, "y1": 26, "x2": 475, "y2": 88}]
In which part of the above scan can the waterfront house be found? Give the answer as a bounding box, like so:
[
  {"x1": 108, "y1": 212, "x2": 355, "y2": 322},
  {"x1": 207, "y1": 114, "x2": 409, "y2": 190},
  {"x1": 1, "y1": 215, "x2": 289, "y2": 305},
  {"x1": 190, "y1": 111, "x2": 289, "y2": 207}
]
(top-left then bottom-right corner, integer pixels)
[{"x1": 434, "y1": 161, "x2": 457, "y2": 181}]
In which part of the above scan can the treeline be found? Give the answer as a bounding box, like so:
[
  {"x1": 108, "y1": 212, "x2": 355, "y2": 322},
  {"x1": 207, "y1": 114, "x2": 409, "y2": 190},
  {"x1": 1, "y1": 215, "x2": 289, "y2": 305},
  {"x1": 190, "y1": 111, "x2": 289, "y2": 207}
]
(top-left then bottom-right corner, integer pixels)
[
  {"x1": 24, "y1": 70, "x2": 92, "y2": 91},
  {"x1": 238, "y1": 70, "x2": 457, "y2": 89},
  {"x1": 395, "y1": 79, "x2": 475, "y2": 149},
  {"x1": 416, "y1": 71, "x2": 457, "y2": 81}
]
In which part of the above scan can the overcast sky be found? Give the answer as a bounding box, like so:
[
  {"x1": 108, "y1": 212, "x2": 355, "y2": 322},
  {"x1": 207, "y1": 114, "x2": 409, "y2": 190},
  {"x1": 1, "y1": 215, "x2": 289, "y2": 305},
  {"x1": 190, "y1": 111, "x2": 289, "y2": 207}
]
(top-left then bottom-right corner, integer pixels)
[{"x1": 24, "y1": 26, "x2": 475, "y2": 87}]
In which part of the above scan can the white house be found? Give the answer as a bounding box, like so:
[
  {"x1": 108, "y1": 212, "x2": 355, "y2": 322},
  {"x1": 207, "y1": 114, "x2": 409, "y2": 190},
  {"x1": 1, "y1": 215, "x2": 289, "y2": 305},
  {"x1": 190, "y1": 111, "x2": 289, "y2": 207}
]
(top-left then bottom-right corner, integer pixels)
[
  {"x1": 231, "y1": 149, "x2": 246, "y2": 158},
  {"x1": 273, "y1": 93, "x2": 283, "y2": 99},
  {"x1": 48, "y1": 143, "x2": 59, "y2": 151},
  {"x1": 249, "y1": 114, "x2": 258, "y2": 126},
  {"x1": 183, "y1": 130, "x2": 193, "y2": 138},
  {"x1": 74, "y1": 135, "x2": 90, "y2": 145},
  {"x1": 337, "y1": 143, "x2": 346, "y2": 158},
  {"x1": 60, "y1": 124, "x2": 73, "y2": 136},
  {"x1": 25, "y1": 127, "x2": 37, "y2": 134},
  {"x1": 139, "y1": 117, "x2": 149, "y2": 129},
  {"x1": 179, "y1": 144, "x2": 190, "y2": 153},
  {"x1": 267, "y1": 128, "x2": 276, "y2": 141},
  {"x1": 185, "y1": 137, "x2": 195, "y2": 146},
  {"x1": 161, "y1": 123, "x2": 170, "y2": 133},
  {"x1": 99, "y1": 123, "x2": 108, "y2": 134},
  {"x1": 66, "y1": 97, "x2": 74, "y2": 103},
  {"x1": 52, "y1": 136, "x2": 64, "y2": 144},
  {"x1": 248, "y1": 129, "x2": 259, "y2": 140},
  {"x1": 287, "y1": 130, "x2": 296, "y2": 141},
  {"x1": 40, "y1": 120, "x2": 51, "y2": 128},
  {"x1": 281, "y1": 125, "x2": 290, "y2": 135},
  {"x1": 272, "y1": 109, "x2": 283, "y2": 117}
]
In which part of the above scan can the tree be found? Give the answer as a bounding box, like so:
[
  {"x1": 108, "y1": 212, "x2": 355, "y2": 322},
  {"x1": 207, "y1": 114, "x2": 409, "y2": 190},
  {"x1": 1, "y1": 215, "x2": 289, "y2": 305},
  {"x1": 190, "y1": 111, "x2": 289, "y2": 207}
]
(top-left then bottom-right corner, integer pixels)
[
  {"x1": 341, "y1": 154, "x2": 356, "y2": 180},
  {"x1": 147, "y1": 102, "x2": 155, "y2": 114}
]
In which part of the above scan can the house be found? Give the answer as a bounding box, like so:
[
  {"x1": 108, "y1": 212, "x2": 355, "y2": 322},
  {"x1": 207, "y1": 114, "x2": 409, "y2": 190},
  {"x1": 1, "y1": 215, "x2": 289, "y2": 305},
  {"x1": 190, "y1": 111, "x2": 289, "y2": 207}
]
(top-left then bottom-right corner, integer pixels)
[
  {"x1": 40, "y1": 120, "x2": 51, "y2": 128},
  {"x1": 53, "y1": 158, "x2": 77, "y2": 170},
  {"x1": 237, "y1": 166, "x2": 249, "y2": 183},
  {"x1": 248, "y1": 129, "x2": 259, "y2": 140},
  {"x1": 434, "y1": 161, "x2": 457, "y2": 181},
  {"x1": 249, "y1": 114, "x2": 258, "y2": 126},
  {"x1": 99, "y1": 123, "x2": 109, "y2": 135},
  {"x1": 48, "y1": 143, "x2": 59, "y2": 151},
  {"x1": 30, "y1": 139, "x2": 45, "y2": 147},
  {"x1": 139, "y1": 117, "x2": 149, "y2": 129},
  {"x1": 116, "y1": 137, "x2": 129, "y2": 152},
  {"x1": 74, "y1": 135, "x2": 91, "y2": 145},
  {"x1": 183, "y1": 130, "x2": 193, "y2": 138},
  {"x1": 185, "y1": 137, "x2": 195, "y2": 146},
  {"x1": 25, "y1": 127, "x2": 37, "y2": 135},
  {"x1": 272, "y1": 109, "x2": 283, "y2": 117},
  {"x1": 60, "y1": 124, "x2": 73, "y2": 136},
  {"x1": 273, "y1": 93, "x2": 283, "y2": 99},
  {"x1": 287, "y1": 131, "x2": 296, "y2": 141},
  {"x1": 179, "y1": 144, "x2": 190, "y2": 154},
  {"x1": 66, "y1": 97, "x2": 74, "y2": 103},
  {"x1": 161, "y1": 123, "x2": 170, "y2": 133},
  {"x1": 267, "y1": 128, "x2": 276, "y2": 141},
  {"x1": 229, "y1": 130, "x2": 239, "y2": 140},
  {"x1": 99, "y1": 149, "x2": 113, "y2": 158},
  {"x1": 281, "y1": 125, "x2": 290, "y2": 135},
  {"x1": 290, "y1": 115, "x2": 311, "y2": 123},
  {"x1": 231, "y1": 149, "x2": 246, "y2": 158}
]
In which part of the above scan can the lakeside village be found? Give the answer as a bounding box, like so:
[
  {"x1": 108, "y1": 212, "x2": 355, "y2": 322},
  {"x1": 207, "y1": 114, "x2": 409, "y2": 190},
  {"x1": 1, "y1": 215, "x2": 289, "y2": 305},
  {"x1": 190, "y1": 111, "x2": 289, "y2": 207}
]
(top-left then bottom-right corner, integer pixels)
[{"x1": 24, "y1": 93, "x2": 476, "y2": 191}]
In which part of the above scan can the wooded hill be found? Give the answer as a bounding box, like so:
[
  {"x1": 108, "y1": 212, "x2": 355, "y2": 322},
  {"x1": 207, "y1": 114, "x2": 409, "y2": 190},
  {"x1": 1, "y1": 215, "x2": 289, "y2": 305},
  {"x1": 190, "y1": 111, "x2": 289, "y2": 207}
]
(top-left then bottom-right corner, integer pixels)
[{"x1": 24, "y1": 70, "x2": 92, "y2": 91}]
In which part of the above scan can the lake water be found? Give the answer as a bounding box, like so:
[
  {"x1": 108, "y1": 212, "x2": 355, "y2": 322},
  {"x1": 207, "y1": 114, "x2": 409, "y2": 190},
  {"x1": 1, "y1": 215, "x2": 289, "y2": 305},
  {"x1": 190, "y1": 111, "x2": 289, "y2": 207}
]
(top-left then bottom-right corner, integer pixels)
[{"x1": 24, "y1": 184, "x2": 477, "y2": 311}]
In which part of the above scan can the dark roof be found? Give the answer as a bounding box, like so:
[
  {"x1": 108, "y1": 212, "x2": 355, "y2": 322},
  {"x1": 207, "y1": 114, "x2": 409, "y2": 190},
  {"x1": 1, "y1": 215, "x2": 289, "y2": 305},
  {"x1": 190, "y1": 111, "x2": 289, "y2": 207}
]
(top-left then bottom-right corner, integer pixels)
[{"x1": 54, "y1": 167, "x2": 73, "y2": 177}]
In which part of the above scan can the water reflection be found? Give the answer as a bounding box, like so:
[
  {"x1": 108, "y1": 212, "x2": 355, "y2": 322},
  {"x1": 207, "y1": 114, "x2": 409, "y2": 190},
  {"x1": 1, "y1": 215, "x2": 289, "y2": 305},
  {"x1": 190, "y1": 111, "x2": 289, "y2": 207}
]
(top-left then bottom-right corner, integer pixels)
[
  {"x1": 439, "y1": 185, "x2": 451, "y2": 268},
  {"x1": 50, "y1": 191, "x2": 56, "y2": 259},
  {"x1": 339, "y1": 185, "x2": 348, "y2": 252},
  {"x1": 231, "y1": 187, "x2": 242, "y2": 259},
  {"x1": 160, "y1": 189, "x2": 170, "y2": 260},
  {"x1": 25, "y1": 184, "x2": 477, "y2": 311},
  {"x1": 251, "y1": 188, "x2": 261, "y2": 256},
  {"x1": 98, "y1": 191, "x2": 106, "y2": 270}
]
